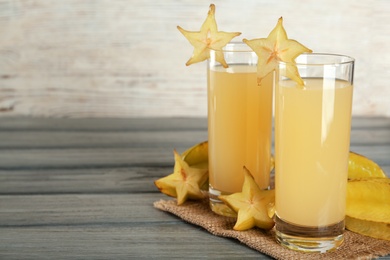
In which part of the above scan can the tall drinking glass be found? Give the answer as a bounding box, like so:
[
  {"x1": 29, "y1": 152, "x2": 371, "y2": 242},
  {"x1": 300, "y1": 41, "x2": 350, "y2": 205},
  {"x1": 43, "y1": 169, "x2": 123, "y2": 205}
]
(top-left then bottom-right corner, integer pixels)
[
  {"x1": 274, "y1": 53, "x2": 355, "y2": 252},
  {"x1": 208, "y1": 42, "x2": 273, "y2": 216}
]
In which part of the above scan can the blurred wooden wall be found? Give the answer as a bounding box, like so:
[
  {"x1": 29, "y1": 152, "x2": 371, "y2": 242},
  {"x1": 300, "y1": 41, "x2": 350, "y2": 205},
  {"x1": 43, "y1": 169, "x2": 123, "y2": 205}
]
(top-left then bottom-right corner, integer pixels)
[{"x1": 0, "y1": 0, "x2": 389, "y2": 118}]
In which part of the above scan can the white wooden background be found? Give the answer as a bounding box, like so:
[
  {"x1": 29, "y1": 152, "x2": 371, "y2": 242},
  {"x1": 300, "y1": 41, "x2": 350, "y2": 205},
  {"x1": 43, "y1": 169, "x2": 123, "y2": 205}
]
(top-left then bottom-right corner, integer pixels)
[{"x1": 0, "y1": 0, "x2": 389, "y2": 118}]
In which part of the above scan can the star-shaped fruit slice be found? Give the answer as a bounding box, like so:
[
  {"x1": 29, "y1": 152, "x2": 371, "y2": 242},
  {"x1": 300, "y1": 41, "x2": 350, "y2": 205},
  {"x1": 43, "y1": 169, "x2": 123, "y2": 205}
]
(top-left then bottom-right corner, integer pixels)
[
  {"x1": 219, "y1": 167, "x2": 275, "y2": 231},
  {"x1": 243, "y1": 17, "x2": 312, "y2": 85},
  {"x1": 177, "y1": 4, "x2": 241, "y2": 67},
  {"x1": 154, "y1": 150, "x2": 208, "y2": 205}
]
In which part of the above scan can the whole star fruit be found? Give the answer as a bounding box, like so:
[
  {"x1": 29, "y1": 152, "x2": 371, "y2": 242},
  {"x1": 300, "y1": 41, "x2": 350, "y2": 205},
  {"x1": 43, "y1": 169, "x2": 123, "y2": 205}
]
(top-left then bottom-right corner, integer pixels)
[
  {"x1": 181, "y1": 141, "x2": 209, "y2": 190},
  {"x1": 219, "y1": 167, "x2": 275, "y2": 231},
  {"x1": 348, "y1": 152, "x2": 386, "y2": 179},
  {"x1": 346, "y1": 178, "x2": 390, "y2": 224},
  {"x1": 345, "y1": 177, "x2": 390, "y2": 241},
  {"x1": 346, "y1": 216, "x2": 390, "y2": 241},
  {"x1": 177, "y1": 4, "x2": 241, "y2": 68},
  {"x1": 154, "y1": 149, "x2": 208, "y2": 205},
  {"x1": 243, "y1": 17, "x2": 312, "y2": 86},
  {"x1": 181, "y1": 140, "x2": 208, "y2": 166}
]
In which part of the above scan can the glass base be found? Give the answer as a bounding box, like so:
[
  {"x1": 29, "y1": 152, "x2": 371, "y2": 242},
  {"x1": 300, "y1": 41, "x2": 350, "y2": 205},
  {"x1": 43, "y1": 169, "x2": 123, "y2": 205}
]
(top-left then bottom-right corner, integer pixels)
[
  {"x1": 275, "y1": 214, "x2": 344, "y2": 253},
  {"x1": 209, "y1": 186, "x2": 237, "y2": 217}
]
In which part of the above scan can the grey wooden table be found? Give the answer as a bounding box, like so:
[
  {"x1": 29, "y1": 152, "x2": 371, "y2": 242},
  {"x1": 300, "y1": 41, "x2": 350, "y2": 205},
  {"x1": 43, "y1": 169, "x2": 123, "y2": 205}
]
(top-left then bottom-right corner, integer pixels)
[{"x1": 0, "y1": 117, "x2": 389, "y2": 259}]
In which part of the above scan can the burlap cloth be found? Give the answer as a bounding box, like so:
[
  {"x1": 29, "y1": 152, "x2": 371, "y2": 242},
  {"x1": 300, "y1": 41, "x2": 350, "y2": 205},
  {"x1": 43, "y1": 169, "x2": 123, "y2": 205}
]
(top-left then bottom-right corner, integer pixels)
[{"x1": 154, "y1": 198, "x2": 390, "y2": 259}]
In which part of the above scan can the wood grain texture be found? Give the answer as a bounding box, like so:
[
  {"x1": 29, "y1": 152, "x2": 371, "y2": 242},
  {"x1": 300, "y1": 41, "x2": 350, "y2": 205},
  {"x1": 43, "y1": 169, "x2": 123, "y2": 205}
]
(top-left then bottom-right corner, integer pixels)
[
  {"x1": 0, "y1": 194, "x2": 266, "y2": 259},
  {"x1": 0, "y1": 117, "x2": 389, "y2": 259},
  {"x1": 0, "y1": 0, "x2": 389, "y2": 118},
  {"x1": 0, "y1": 117, "x2": 273, "y2": 259}
]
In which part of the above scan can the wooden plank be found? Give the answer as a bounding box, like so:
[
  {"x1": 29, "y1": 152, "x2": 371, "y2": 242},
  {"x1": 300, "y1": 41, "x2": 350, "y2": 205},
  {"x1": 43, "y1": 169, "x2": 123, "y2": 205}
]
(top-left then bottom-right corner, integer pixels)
[
  {"x1": 0, "y1": 131, "x2": 208, "y2": 149},
  {"x1": 0, "y1": 129, "x2": 387, "y2": 149},
  {"x1": 0, "y1": 144, "x2": 388, "y2": 170},
  {"x1": 350, "y1": 129, "x2": 390, "y2": 145},
  {"x1": 0, "y1": 226, "x2": 267, "y2": 259},
  {"x1": 0, "y1": 147, "x2": 173, "y2": 169},
  {"x1": 0, "y1": 117, "x2": 208, "y2": 131},
  {"x1": 351, "y1": 117, "x2": 390, "y2": 129},
  {"x1": 0, "y1": 157, "x2": 387, "y2": 195},
  {"x1": 0, "y1": 163, "x2": 389, "y2": 195},
  {"x1": 1, "y1": 116, "x2": 389, "y2": 131},
  {"x1": 0, "y1": 166, "x2": 169, "y2": 194},
  {"x1": 0, "y1": 194, "x2": 170, "y2": 226},
  {"x1": 0, "y1": 194, "x2": 269, "y2": 259}
]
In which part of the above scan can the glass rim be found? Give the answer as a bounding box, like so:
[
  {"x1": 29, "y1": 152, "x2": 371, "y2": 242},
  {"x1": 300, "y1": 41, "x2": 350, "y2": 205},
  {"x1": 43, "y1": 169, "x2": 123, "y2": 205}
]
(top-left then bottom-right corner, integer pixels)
[
  {"x1": 212, "y1": 41, "x2": 254, "y2": 53},
  {"x1": 279, "y1": 53, "x2": 355, "y2": 66},
  {"x1": 214, "y1": 44, "x2": 355, "y2": 66}
]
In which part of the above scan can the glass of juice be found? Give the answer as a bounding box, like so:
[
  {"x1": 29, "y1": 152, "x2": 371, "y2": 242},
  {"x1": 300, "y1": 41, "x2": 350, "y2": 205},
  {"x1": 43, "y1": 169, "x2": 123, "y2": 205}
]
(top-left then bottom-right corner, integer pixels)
[
  {"x1": 207, "y1": 42, "x2": 273, "y2": 216},
  {"x1": 274, "y1": 53, "x2": 355, "y2": 252}
]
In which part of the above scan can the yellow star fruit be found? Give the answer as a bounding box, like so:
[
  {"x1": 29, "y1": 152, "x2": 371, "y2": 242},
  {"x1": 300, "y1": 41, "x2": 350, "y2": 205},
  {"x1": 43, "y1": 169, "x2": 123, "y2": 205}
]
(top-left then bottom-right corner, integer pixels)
[
  {"x1": 177, "y1": 4, "x2": 241, "y2": 67},
  {"x1": 348, "y1": 152, "x2": 386, "y2": 179},
  {"x1": 219, "y1": 167, "x2": 275, "y2": 231},
  {"x1": 181, "y1": 141, "x2": 208, "y2": 167},
  {"x1": 346, "y1": 178, "x2": 390, "y2": 224},
  {"x1": 346, "y1": 216, "x2": 390, "y2": 241},
  {"x1": 154, "y1": 150, "x2": 208, "y2": 205},
  {"x1": 243, "y1": 17, "x2": 312, "y2": 85},
  {"x1": 346, "y1": 178, "x2": 390, "y2": 241}
]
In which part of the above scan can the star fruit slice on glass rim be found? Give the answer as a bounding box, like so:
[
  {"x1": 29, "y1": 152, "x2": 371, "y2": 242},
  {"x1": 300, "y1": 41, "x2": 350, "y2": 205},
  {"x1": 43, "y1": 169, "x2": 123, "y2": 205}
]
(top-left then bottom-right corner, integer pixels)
[
  {"x1": 177, "y1": 4, "x2": 241, "y2": 68},
  {"x1": 243, "y1": 17, "x2": 312, "y2": 86}
]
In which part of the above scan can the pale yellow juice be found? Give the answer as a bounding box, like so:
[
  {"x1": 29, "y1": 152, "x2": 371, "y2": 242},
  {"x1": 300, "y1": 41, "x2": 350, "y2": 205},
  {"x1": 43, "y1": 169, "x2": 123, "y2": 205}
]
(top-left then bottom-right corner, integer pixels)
[
  {"x1": 275, "y1": 78, "x2": 353, "y2": 227},
  {"x1": 208, "y1": 65, "x2": 273, "y2": 193}
]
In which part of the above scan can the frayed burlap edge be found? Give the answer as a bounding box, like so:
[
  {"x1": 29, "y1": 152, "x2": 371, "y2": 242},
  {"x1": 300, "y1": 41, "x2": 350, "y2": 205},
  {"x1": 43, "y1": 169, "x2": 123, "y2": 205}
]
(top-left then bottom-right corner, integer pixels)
[{"x1": 154, "y1": 198, "x2": 390, "y2": 260}]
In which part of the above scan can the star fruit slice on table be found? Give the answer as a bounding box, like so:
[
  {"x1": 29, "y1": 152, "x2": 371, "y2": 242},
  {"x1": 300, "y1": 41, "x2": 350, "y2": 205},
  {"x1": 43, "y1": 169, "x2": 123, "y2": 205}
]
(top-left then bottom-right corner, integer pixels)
[
  {"x1": 219, "y1": 167, "x2": 275, "y2": 231},
  {"x1": 154, "y1": 150, "x2": 208, "y2": 205},
  {"x1": 243, "y1": 17, "x2": 312, "y2": 85},
  {"x1": 177, "y1": 4, "x2": 241, "y2": 68}
]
